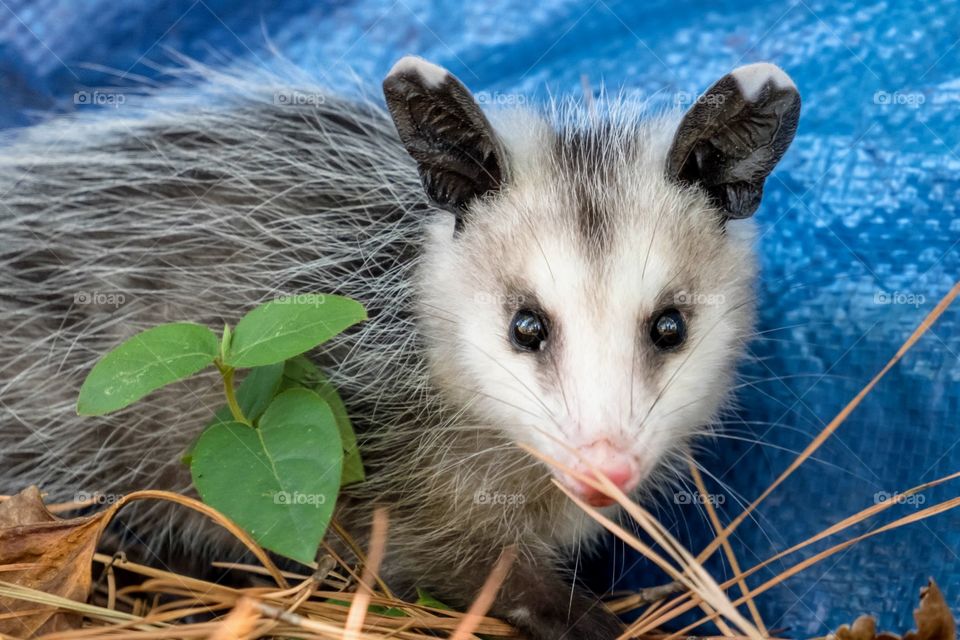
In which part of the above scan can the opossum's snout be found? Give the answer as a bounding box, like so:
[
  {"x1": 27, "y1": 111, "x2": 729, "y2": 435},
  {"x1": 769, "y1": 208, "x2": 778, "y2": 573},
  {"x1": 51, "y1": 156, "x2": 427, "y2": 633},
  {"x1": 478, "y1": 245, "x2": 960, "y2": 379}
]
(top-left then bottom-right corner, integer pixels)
[{"x1": 558, "y1": 439, "x2": 644, "y2": 507}]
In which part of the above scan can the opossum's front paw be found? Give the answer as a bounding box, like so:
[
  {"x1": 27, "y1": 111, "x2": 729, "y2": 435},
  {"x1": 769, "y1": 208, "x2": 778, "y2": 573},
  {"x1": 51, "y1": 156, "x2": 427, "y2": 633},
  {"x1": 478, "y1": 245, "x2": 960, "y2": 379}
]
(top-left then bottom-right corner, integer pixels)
[
  {"x1": 581, "y1": 608, "x2": 626, "y2": 639},
  {"x1": 505, "y1": 601, "x2": 624, "y2": 640},
  {"x1": 560, "y1": 604, "x2": 625, "y2": 640},
  {"x1": 473, "y1": 557, "x2": 626, "y2": 639}
]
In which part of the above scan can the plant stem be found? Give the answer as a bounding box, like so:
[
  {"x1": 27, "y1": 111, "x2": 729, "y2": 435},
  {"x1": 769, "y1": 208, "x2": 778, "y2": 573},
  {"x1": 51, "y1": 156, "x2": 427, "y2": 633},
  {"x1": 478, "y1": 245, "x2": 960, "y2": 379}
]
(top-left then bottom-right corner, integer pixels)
[{"x1": 217, "y1": 362, "x2": 251, "y2": 426}]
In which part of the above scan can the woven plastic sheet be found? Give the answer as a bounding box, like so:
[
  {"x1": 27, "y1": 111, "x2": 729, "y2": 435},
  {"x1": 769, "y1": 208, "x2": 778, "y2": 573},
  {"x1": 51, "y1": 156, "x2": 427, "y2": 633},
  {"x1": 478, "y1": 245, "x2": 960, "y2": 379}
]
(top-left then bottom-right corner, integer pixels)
[{"x1": 1, "y1": 0, "x2": 958, "y2": 634}]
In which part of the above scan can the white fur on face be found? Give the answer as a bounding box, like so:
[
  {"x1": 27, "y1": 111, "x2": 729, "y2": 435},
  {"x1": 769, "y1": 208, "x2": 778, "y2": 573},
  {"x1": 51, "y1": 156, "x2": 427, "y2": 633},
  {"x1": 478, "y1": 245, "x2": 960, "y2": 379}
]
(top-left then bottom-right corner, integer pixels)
[{"x1": 418, "y1": 104, "x2": 757, "y2": 507}]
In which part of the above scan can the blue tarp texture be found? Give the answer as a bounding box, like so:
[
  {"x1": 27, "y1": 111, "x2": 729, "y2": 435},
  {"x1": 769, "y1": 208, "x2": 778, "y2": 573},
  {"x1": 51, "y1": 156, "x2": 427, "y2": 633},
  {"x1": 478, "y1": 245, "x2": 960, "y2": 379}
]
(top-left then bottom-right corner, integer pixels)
[{"x1": 1, "y1": 0, "x2": 958, "y2": 635}]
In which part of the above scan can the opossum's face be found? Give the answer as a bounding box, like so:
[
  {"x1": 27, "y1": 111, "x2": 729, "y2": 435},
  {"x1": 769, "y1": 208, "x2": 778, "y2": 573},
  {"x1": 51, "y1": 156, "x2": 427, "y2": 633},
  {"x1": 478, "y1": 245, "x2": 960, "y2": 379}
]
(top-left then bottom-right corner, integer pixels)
[{"x1": 385, "y1": 57, "x2": 800, "y2": 506}]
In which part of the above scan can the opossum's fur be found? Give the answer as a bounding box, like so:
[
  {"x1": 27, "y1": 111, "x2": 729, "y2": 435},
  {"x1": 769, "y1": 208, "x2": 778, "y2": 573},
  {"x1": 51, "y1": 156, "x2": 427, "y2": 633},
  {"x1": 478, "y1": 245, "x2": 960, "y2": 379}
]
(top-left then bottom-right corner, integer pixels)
[{"x1": 0, "y1": 60, "x2": 759, "y2": 631}]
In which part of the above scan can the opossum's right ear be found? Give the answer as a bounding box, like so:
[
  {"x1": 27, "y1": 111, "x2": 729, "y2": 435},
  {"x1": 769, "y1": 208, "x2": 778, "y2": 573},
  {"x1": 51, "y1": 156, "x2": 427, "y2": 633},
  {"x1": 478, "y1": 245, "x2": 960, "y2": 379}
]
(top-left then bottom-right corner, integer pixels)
[{"x1": 383, "y1": 56, "x2": 504, "y2": 228}]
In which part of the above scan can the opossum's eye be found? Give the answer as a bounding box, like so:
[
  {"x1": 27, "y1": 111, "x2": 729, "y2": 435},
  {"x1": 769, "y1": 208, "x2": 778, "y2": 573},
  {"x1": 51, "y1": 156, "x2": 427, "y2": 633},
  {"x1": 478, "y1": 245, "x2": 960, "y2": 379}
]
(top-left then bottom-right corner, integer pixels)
[
  {"x1": 650, "y1": 309, "x2": 686, "y2": 350},
  {"x1": 510, "y1": 310, "x2": 549, "y2": 352}
]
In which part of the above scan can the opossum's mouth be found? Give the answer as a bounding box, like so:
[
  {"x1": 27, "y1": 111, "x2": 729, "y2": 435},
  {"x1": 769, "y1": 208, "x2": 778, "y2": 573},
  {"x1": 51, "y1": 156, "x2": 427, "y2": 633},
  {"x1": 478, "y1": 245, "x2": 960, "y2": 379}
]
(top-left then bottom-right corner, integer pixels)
[
  {"x1": 555, "y1": 468, "x2": 643, "y2": 508},
  {"x1": 550, "y1": 438, "x2": 645, "y2": 507}
]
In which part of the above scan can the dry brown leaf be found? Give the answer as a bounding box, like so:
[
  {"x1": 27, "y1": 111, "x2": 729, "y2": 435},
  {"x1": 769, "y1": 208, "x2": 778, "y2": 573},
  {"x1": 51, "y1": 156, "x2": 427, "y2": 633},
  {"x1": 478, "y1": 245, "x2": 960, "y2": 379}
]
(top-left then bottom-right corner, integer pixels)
[
  {"x1": 0, "y1": 486, "x2": 114, "y2": 637},
  {"x1": 904, "y1": 580, "x2": 956, "y2": 640},
  {"x1": 834, "y1": 615, "x2": 878, "y2": 640},
  {"x1": 208, "y1": 597, "x2": 262, "y2": 640},
  {"x1": 821, "y1": 579, "x2": 956, "y2": 640}
]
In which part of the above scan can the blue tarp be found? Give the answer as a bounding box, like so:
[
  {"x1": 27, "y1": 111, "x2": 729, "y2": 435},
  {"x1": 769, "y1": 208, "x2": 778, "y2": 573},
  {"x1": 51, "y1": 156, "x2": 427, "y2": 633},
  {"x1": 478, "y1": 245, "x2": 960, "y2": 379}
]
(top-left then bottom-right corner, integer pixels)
[{"x1": 1, "y1": 0, "x2": 957, "y2": 634}]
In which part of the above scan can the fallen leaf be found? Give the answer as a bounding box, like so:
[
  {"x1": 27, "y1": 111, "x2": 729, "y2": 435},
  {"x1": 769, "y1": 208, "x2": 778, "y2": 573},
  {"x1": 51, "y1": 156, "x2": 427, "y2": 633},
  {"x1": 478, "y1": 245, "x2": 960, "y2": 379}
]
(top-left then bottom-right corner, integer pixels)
[
  {"x1": 0, "y1": 486, "x2": 114, "y2": 636},
  {"x1": 904, "y1": 580, "x2": 956, "y2": 640},
  {"x1": 209, "y1": 597, "x2": 262, "y2": 640},
  {"x1": 835, "y1": 615, "x2": 877, "y2": 640},
  {"x1": 820, "y1": 579, "x2": 956, "y2": 640}
]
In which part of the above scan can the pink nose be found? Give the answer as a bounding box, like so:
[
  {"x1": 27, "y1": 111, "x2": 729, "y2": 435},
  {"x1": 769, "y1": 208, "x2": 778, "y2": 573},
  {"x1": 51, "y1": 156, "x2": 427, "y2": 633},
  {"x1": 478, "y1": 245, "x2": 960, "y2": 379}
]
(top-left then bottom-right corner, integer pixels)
[{"x1": 567, "y1": 440, "x2": 639, "y2": 507}]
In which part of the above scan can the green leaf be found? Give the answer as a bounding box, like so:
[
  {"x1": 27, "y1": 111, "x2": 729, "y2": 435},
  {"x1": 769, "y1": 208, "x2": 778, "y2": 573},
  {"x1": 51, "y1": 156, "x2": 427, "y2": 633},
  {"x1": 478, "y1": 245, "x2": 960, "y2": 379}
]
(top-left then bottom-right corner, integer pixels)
[
  {"x1": 326, "y1": 600, "x2": 407, "y2": 617},
  {"x1": 77, "y1": 323, "x2": 218, "y2": 416},
  {"x1": 208, "y1": 363, "x2": 286, "y2": 428},
  {"x1": 282, "y1": 356, "x2": 365, "y2": 485},
  {"x1": 415, "y1": 589, "x2": 453, "y2": 611},
  {"x1": 368, "y1": 605, "x2": 408, "y2": 617},
  {"x1": 224, "y1": 294, "x2": 366, "y2": 368},
  {"x1": 187, "y1": 363, "x2": 286, "y2": 463},
  {"x1": 220, "y1": 323, "x2": 233, "y2": 362},
  {"x1": 190, "y1": 388, "x2": 343, "y2": 564}
]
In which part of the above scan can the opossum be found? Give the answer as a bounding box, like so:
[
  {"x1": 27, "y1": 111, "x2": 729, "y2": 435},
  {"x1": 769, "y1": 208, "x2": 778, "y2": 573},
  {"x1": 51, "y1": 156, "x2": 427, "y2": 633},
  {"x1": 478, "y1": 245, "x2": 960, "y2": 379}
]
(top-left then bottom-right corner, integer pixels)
[{"x1": 0, "y1": 55, "x2": 800, "y2": 639}]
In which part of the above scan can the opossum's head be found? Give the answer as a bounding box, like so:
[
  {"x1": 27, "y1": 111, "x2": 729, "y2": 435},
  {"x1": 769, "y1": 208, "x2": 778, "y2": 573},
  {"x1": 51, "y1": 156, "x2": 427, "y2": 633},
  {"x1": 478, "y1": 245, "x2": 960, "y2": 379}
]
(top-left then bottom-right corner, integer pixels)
[{"x1": 384, "y1": 57, "x2": 800, "y2": 506}]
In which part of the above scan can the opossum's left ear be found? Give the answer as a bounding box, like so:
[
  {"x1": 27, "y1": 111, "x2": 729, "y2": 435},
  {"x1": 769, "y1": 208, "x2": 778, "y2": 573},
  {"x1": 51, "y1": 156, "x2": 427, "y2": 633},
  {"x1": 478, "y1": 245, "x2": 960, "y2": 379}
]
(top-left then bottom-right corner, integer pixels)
[
  {"x1": 383, "y1": 56, "x2": 505, "y2": 226},
  {"x1": 666, "y1": 63, "x2": 800, "y2": 221}
]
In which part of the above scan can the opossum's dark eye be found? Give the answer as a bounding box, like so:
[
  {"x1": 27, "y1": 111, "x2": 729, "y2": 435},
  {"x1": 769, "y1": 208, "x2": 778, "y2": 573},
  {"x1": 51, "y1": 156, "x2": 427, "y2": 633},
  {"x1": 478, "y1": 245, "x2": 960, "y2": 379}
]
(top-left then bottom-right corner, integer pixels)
[
  {"x1": 510, "y1": 310, "x2": 549, "y2": 352},
  {"x1": 650, "y1": 309, "x2": 686, "y2": 350}
]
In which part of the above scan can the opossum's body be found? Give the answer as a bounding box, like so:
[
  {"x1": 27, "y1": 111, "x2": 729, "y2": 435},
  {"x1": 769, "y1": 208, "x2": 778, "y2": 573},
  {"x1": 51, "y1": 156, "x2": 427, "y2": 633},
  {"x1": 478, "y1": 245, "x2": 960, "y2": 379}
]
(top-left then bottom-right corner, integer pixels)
[{"x1": 0, "y1": 58, "x2": 799, "y2": 639}]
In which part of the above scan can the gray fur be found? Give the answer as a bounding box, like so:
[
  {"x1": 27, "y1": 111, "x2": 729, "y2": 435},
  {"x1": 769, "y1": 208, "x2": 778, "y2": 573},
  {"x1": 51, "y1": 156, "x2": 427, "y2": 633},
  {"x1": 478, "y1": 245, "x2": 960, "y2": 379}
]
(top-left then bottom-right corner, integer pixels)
[{"x1": 0, "y1": 64, "x2": 614, "y2": 637}]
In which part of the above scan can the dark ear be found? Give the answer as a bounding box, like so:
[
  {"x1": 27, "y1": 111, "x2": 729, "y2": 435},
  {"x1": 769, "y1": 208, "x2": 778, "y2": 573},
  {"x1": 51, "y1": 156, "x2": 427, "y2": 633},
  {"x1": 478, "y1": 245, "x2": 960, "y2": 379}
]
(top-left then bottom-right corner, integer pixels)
[
  {"x1": 666, "y1": 63, "x2": 800, "y2": 221},
  {"x1": 383, "y1": 56, "x2": 505, "y2": 228}
]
